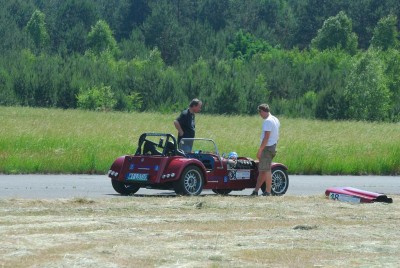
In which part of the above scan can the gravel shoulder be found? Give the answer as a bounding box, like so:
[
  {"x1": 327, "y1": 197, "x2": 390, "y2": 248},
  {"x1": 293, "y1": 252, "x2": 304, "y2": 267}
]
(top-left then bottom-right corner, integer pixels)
[{"x1": 1, "y1": 195, "x2": 399, "y2": 267}]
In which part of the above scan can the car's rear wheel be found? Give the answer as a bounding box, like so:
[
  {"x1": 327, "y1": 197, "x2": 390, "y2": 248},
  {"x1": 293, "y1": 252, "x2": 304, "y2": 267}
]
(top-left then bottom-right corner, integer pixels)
[
  {"x1": 111, "y1": 179, "x2": 140, "y2": 195},
  {"x1": 260, "y1": 167, "x2": 289, "y2": 195},
  {"x1": 174, "y1": 165, "x2": 204, "y2": 196},
  {"x1": 212, "y1": 189, "x2": 232, "y2": 195}
]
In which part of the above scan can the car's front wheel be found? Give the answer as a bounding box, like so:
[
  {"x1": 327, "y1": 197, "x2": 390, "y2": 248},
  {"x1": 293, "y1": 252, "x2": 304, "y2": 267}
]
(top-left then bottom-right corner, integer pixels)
[
  {"x1": 111, "y1": 179, "x2": 140, "y2": 195},
  {"x1": 174, "y1": 165, "x2": 204, "y2": 196},
  {"x1": 271, "y1": 167, "x2": 289, "y2": 195},
  {"x1": 260, "y1": 167, "x2": 289, "y2": 195}
]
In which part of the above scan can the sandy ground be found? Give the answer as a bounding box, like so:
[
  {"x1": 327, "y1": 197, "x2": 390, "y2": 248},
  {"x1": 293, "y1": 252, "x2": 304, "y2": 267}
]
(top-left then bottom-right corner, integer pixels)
[{"x1": 1, "y1": 195, "x2": 399, "y2": 267}]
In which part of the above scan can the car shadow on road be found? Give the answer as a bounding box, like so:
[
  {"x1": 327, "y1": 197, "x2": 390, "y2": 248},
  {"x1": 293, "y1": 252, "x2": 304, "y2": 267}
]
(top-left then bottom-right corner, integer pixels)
[{"x1": 105, "y1": 192, "x2": 254, "y2": 198}]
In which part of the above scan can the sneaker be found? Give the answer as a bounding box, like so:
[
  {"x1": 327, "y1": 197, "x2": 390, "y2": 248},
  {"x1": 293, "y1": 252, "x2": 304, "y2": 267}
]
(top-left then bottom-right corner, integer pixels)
[
  {"x1": 262, "y1": 192, "x2": 271, "y2": 196},
  {"x1": 250, "y1": 191, "x2": 258, "y2": 196}
]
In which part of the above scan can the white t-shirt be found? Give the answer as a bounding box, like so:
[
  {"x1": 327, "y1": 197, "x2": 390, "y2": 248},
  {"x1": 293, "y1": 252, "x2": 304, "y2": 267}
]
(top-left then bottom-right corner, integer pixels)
[{"x1": 260, "y1": 114, "x2": 280, "y2": 146}]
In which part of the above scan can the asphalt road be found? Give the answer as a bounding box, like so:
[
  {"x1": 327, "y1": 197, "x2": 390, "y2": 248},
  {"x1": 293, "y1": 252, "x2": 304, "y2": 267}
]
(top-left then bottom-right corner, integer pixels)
[{"x1": 0, "y1": 174, "x2": 399, "y2": 199}]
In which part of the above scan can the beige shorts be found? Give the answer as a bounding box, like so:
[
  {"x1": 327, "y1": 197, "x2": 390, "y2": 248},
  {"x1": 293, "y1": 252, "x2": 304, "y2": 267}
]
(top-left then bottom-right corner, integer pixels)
[{"x1": 259, "y1": 144, "x2": 276, "y2": 172}]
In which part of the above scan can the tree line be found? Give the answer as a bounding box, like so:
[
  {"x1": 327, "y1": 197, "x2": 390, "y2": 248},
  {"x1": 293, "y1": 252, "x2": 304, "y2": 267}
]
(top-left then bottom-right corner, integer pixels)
[{"x1": 0, "y1": 0, "x2": 400, "y2": 121}]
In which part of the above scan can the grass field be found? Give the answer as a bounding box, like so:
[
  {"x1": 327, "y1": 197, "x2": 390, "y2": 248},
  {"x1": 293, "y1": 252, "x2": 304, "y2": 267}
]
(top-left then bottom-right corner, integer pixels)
[
  {"x1": 1, "y1": 107, "x2": 399, "y2": 268},
  {"x1": 1, "y1": 106, "x2": 399, "y2": 175},
  {"x1": 1, "y1": 195, "x2": 399, "y2": 267}
]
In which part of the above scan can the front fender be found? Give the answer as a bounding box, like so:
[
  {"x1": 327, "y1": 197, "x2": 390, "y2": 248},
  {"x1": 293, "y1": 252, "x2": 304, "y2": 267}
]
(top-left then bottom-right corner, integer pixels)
[
  {"x1": 271, "y1": 162, "x2": 288, "y2": 171},
  {"x1": 254, "y1": 160, "x2": 288, "y2": 169}
]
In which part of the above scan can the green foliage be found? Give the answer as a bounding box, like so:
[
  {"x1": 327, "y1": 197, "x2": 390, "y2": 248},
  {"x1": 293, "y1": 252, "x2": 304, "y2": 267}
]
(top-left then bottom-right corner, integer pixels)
[
  {"x1": 119, "y1": 29, "x2": 149, "y2": 60},
  {"x1": 0, "y1": 67, "x2": 16, "y2": 105},
  {"x1": 315, "y1": 88, "x2": 346, "y2": 120},
  {"x1": 382, "y1": 49, "x2": 400, "y2": 121},
  {"x1": 228, "y1": 30, "x2": 272, "y2": 60},
  {"x1": 125, "y1": 92, "x2": 143, "y2": 112},
  {"x1": 77, "y1": 84, "x2": 117, "y2": 111},
  {"x1": 87, "y1": 20, "x2": 119, "y2": 57},
  {"x1": 114, "y1": 91, "x2": 143, "y2": 112},
  {"x1": 344, "y1": 50, "x2": 391, "y2": 121},
  {"x1": 142, "y1": 1, "x2": 183, "y2": 65},
  {"x1": 199, "y1": 0, "x2": 228, "y2": 31},
  {"x1": 184, "y1": 58, "x2": 213, "y2": 100},
  {"x1": 347, "y1": 0, "x2": 395, "y2": 49},
  {"x1": 229, "y1": 0, "x2": 297, "y2": 48},
  {"x1": 311, "y1": 11, "x2": 358, "y2": 54},
  {"x1": 370, "y1": 14, "x2": 399, "y2": 50},
  {"x1": 53, "y1": 0, "x2": 98, "y2": 55},
  {"x1": 112, "y1": 0, "x2": 150, "y2": 40},
  {"x1": 1, "y1": 0, "x2": 400, "y2": 122},
  {"x1": 25, "y1": 9, "x2": 49, "y2": 52},
  {"x1": 271, "y1": 91, "x2": 317, "y2": 119},
  {"x1": 300, "y1": 91, "x2": 318, "y2": 118},
  {"x1": 8, "y1": 49, "x2": 63, "y2": 107}
]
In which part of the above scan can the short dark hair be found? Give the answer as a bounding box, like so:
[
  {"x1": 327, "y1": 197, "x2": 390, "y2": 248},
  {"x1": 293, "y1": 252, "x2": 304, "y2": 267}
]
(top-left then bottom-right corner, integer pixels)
[
  {"x1": 258, "y1": 104, "x2": 270, "y2": 112},
  {"x1": 189, "y1": 98, "x2": 201, "y2": 107}
]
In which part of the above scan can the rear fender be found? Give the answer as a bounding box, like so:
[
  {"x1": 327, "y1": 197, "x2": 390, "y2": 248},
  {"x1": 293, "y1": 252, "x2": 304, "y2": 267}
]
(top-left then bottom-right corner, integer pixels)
[
  {"x1": 108, "y1": 156, "x2": 126, "y2": 180},
  {"x1": 161, "y1": 158, "x2": 207, "y2": 184}
]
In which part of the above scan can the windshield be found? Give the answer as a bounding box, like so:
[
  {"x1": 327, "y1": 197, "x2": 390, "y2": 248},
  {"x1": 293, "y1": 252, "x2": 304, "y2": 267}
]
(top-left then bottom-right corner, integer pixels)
[{"x1": 180, "y1": 138, "x2": 219, "y2": 155}]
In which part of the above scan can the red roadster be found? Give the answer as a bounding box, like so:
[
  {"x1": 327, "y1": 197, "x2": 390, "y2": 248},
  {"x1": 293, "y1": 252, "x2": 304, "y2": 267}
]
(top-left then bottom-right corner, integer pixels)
[{"x1": 108, "y1": 133, "x2": 289, "y2": 196}]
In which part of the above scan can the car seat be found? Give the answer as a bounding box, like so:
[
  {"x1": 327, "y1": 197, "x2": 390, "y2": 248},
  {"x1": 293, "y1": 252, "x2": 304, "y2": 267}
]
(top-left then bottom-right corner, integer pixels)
[
  {"x1": 143, "y1": 141, "x2": 161, "y2": 155},
  {"x1": 165, "y1": 140, "x2": 186, "y2": 157}
]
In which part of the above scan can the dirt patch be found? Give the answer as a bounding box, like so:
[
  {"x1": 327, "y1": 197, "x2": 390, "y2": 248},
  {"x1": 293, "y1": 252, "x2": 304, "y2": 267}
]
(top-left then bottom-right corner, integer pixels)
[{"x1": 0, "y1": 195, "x2": 398, "y2": 267}]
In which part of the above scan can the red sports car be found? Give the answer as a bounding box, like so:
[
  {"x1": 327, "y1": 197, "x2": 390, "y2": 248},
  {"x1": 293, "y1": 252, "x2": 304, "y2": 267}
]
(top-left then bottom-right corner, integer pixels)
[{"x1": 108, "y1": 133, "x2": 289, "y2": 196}]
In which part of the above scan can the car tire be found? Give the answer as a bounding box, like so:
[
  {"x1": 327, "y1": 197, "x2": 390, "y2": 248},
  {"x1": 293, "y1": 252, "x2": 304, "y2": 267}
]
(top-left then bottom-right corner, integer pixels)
[
  {"x1": 271, "y1": 167, "x2": 289, "y2": 195},
  {"x1": 212, "y1": 189, "x2": 232, "y2": 195},
  {"x1": 174, "y1": 165, "x2": 204, "y2": 196},
  {"x1": 260, "y1": 167, "x2": 289, "y2": 195},
  {"x1": 111, "y1": 179, "x2": 140, "y2": 195}
]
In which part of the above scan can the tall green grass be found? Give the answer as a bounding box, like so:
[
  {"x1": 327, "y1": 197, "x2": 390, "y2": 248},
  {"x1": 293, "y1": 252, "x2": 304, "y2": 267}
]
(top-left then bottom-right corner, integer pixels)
[{"x1": 1, "y1": 106, "x2": 399, "y2": 175}]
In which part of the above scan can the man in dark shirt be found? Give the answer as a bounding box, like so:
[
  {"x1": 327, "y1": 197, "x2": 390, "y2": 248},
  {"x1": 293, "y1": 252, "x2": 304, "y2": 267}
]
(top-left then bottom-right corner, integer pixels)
[{"x1": 174, "y1": 98, "x2": 202, "y2": 152}]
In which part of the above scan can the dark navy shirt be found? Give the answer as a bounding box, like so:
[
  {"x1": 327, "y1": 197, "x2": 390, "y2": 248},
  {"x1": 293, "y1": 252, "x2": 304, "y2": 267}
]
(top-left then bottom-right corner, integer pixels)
[{"x1": 176, "y1": 108, "x2": 195, "y2": 141}]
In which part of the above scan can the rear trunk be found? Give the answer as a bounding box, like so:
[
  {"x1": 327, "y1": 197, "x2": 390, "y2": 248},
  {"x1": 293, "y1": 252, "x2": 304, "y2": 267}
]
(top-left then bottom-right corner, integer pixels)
[{"x1": 112, "y1": 155, "x2": 170, "y2": 184}]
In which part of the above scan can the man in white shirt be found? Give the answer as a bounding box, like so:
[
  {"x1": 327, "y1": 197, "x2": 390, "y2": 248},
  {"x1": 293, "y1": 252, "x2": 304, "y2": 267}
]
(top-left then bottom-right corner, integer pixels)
[{"x1": 251, "y1": 104, "x2": 280, "y2": 196}]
